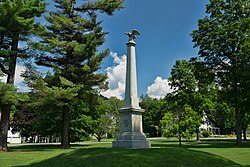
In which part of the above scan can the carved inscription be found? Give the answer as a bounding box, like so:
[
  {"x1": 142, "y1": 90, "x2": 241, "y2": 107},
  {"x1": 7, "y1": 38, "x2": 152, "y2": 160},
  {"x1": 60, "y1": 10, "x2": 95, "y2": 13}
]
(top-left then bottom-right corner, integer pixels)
[{"x1": 123, "y1": 115, "x2": 130, "y2": 132}]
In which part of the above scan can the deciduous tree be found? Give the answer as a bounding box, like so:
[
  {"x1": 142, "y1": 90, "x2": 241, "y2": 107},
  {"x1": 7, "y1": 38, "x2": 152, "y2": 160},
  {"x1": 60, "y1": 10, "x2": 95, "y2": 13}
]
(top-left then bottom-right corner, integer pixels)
[
  {"x1": 191, "y1": 0, "x2": 250, "y2": 145},
  {"x1": 161, "y1": 104, "x2": 200, "y2": 147},
  {"x1": 140, "y1": 95, "x2": 167, "y2": 137},
  {"x1": 168, "y1": 60, "x2": 204, "y2": 140}
]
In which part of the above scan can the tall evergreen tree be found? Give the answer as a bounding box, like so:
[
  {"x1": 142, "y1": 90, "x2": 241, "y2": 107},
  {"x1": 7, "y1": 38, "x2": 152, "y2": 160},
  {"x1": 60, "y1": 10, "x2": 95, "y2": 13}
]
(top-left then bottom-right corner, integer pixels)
[
  {"x1": 31, "y1": 0, "x2": 123, "y2": 148},
  {"x1": 191, "y1": 0, "x2": 250, "y2": 145},
  {"x1": 0, "y1": 0, "x2": 46, "y2": 151}
]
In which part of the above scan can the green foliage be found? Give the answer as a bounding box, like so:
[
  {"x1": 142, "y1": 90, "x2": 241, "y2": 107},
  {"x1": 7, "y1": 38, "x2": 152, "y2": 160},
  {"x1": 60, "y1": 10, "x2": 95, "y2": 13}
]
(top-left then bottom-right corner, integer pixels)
[
  {"x1": 70, "y1": 109, "x2": 94, "y2": 141},
  {"x1": 12, "y1": 75, "x2": 95, "y2": 139},
  {"x1": 91, "y1": 96, "x2": 123, "y2": 140},
  {"x1": 93, "y1": 115, "x2": 113, "y2": 142},
  {"x1": 0, "y1": 82, "x2": 28, "y2": 113},
  {"x1": 168, "y1": 60, "x2": 200, "y2": 110},
  {"x1": 159, "y1": 112, "x2": 173, "y2": 137},
  {"x1": 169, "y1": 60, "x2": 196, "y2": 92},
  {"x1": 191, "y1": 0, "x2": 250, "y2": 144},
  {"x1": 0, "y1": 82, "x2": 19, "y2": 105},
  {"x1": 140, "y1": 95, "x2": 167, "y2": 137},
  {"x1": 31, "y1": 0, "x2": 124, "y2": 92},
  {"x1": 13, "y1": 78, "x2": 123, "y2": 143},
  {"x1": 161, "y1": 105, "x2": 200, "y2": 146},
  {"x1": 29, "y1": 76, "x2": 80, "y2": 137},
  {"x1": 79, "y1": 0, "x2": 124, "y2": 16},
  {"x1": 214, "y1": 102, "x2": 235, "y2": 134},
  {"x1": 201, "y1": 129, "x2": 212, "y2": 138},
  {"x1": 167, "y1": 60, "x2": 206, "y2": 140},
  {"x1": 104, "y1": 97, "x2": 124, "y2": 136},
  {"x1": 0, "y1": 0, "x2": 46, "y2": 150},
  {"x1": 25, "y1": 0, "x2": 124, "y2": 148},
  {"x1": 0, "y1": 70, "x2": 3, "y2": 78},
  {"x1": 32, "y1": 76, "x2": 80, "y2": 106},
  {"x1": 167, "y1": 58, "x2": 237, "y2": 139},
  {"x1": 0, "y1": 0, "x2": 46, "y2": 75}
]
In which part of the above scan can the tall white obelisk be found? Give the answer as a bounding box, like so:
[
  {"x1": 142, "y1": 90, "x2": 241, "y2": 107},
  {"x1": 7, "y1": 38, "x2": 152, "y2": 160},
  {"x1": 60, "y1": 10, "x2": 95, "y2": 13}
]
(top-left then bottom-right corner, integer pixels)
[{"x1": 112, "y1": 29, "x2": 151, "y2": 148}]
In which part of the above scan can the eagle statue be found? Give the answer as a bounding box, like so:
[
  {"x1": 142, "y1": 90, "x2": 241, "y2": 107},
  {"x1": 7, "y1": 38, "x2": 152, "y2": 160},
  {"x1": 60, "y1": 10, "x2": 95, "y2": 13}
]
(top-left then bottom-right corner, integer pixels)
[{"x1": 125, "y1": 29, "x2": 140, "y2": 42}]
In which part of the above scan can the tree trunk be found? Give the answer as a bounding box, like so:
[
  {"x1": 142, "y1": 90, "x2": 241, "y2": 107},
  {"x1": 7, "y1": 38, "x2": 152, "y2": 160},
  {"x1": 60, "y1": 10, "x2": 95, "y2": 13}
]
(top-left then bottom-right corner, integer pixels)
[
  {"x1": 0, "y1": 105, "x2": 11, "y2": 151},
  {"x1": 196, "y1": 132, "x2": 200, "y2": 141},
  {"x1": 243, "y1": 129, "x2": 247, "y2": 141},
  {"x1": 179, "y1": 136, "x2": 182, "y2": 147},
  {"x1": 7, "y1": 33, "x2": 18, "y2": 85},
  {"x1": 235, "y1": 110, "x2": 242, "y2": 145},
  {"x1": 0, "y1": 33, "x2": 18, "y2": 151},
  {"x1": 196, "y1": 127, "x2": 200, "y2": 141},
  {"x1": 69, "y1": 0, "x2": 75, "y2": 17},
  {"x1": 61, "y1": 105, "x2": 70, "y2": 149}
]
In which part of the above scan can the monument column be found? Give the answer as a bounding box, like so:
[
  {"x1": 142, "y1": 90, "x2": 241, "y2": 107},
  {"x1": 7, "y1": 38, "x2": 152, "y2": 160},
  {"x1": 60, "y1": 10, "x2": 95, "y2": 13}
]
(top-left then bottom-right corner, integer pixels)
[
  {"x1": 112, "y1": 29, "x2": 151, "y2": 148},
  {"x1": 124, "y1": 38, "x2": 139, "y2": 108}
]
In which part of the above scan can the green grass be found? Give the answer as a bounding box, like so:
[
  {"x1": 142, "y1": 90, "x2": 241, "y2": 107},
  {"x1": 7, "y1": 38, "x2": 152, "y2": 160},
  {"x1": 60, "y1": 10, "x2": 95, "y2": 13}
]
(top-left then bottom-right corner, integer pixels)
[{"x1": 1, "y1": 140, "x2": 250, "y2": 167}]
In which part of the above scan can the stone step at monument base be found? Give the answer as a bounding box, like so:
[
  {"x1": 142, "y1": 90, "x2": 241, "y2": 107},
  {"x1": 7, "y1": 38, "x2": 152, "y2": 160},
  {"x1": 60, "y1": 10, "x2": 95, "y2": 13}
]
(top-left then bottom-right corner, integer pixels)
[
  {"x1": 112, "y1": 139, "x2": 151, "y2": 149},
  {"x1": 116, "y1": 132, "x2": 147, "y2": 140},
  {"x1": 112, "y1": 132, "x2": 151, "y2": 148}
]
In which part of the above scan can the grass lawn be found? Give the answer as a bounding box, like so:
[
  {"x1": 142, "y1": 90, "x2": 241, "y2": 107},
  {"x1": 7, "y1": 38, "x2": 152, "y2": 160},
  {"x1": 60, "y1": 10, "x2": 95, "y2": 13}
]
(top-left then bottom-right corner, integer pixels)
[{"x1": 0, "y1": 139, "x2": 250, "y2": 167}]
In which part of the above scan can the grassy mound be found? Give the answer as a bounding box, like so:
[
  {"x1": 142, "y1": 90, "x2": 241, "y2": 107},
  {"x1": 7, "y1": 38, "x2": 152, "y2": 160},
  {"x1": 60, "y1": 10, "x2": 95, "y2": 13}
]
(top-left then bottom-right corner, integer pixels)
[{"x1": 0, "y1": 140, "x2": 249, "y2": 167}]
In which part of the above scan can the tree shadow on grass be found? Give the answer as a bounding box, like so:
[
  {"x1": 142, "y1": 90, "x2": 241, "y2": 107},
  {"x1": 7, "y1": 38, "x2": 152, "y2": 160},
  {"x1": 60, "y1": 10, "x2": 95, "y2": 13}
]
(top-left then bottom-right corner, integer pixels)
[
  {"x1": 152, "y1": 140, "x2": 250, "y2": 149},
  {"x1": 14, "y1": 147, "x2": 248, "y2": 167},
  {"x1": 9, "y1": 144, "x2": 91, "y2": 152}
]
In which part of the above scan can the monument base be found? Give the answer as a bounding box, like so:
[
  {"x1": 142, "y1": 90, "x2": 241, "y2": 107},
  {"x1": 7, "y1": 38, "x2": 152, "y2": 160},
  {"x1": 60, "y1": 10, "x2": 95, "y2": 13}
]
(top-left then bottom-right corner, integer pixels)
[
  {"x1": 112, "y1": 132, "x2": 150, "y2": 148},
  {"x1": 112, "y1": 107, "x2": 151, "y2": 149},
  {"x1": 112, "y1": 139, "x2": 151, "y2": 149}
]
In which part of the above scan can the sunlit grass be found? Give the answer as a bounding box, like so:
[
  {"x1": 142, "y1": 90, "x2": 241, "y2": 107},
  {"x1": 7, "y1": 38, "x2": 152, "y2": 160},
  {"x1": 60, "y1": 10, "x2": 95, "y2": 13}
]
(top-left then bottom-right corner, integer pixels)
[{"x1": 0, "y1": 140, "x2": 249, "y2": 167}]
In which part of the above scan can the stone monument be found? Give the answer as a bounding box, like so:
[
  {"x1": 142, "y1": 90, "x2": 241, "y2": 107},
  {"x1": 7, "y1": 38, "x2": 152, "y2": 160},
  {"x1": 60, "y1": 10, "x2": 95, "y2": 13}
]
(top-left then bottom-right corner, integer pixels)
[{"x1": 112, "y1": 29, "x2": 151, "y2": 148}]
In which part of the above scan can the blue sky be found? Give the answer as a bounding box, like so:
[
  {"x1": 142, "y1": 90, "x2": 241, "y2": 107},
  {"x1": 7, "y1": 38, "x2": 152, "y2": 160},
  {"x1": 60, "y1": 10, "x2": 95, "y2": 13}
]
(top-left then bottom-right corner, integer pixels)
[
  {"x1": 1, "y1": 0, "x2": 210, "y2": 99},
  {"x1": 100, "y1": 0, "x2": 209, "y2": 99}
]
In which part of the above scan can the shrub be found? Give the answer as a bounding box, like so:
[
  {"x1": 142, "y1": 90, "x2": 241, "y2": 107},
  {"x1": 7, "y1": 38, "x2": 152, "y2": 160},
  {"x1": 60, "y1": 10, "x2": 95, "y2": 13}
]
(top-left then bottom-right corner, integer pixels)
[{"x1": 202, "y1": 130, "x2": 212, "y2": 137}]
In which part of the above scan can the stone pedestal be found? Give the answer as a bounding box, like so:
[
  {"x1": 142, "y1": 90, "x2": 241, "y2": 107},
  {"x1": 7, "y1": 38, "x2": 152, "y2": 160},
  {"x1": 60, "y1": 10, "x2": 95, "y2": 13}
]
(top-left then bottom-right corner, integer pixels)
[
  {"x1": 112, "y1": 29, "x2": 150, "y2": 148},
  {"x1": 112, "y1": 107, "x2": 151, "y2": 148}
]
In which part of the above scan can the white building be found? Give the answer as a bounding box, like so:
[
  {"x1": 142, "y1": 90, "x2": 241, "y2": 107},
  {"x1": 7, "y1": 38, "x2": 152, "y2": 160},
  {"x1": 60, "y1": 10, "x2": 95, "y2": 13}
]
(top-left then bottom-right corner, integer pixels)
[
  {"x1": 0, "y1": 112, "x2": 22, "y2": 143},
  {"x1": 7, "y1": 128, "x2": 22, "y2": 143},
  {"x1": 199, "y1": 111, "x2": 220, "y2": 135}
]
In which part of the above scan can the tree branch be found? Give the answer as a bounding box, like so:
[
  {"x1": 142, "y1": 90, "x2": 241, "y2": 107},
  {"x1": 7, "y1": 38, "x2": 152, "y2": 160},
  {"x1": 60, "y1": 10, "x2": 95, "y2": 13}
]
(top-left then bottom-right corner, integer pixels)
[{"x1": 0, "y1": 63, "x2": 10, "y2": 75}]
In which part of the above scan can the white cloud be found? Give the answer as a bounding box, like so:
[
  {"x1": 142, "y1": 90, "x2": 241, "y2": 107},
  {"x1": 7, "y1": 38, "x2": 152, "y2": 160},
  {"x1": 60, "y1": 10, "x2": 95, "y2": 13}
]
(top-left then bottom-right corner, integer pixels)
[
  {"x1": 0, "y1": 64, "x2": 29, "y2": 92},
  {"x1": 101, "y1": 52, "x2": 126, "y2": 99},
  {"x1": 147, "y1": 77, "x2": 172, "y2": 99},
  {"x1": 17, "y1": 84, "x2": 30, "y2": 92},
  {"x1": 0, "y1": 74, "x2": 7, "y2": 83},
  {"x1": 14, "y1": 64, "x2": 25, "y2": 85}
]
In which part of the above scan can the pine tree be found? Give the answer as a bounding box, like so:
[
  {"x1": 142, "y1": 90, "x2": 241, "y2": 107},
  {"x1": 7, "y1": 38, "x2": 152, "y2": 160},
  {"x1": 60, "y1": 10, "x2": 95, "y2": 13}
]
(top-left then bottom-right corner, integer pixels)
[
  {"x1": 0, "y1": 0, "x2": 46, "y2": 151},
  {"x1": 31, "y1": 0, "x2": 123, "y2": 148}
]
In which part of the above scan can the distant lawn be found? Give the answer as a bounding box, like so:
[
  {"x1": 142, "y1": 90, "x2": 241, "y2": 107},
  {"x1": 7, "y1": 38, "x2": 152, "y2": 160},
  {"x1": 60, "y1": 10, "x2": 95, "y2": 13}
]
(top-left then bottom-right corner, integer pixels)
[{"x1": 1, "y1": 140, "x2": 250, "y2": 167}]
